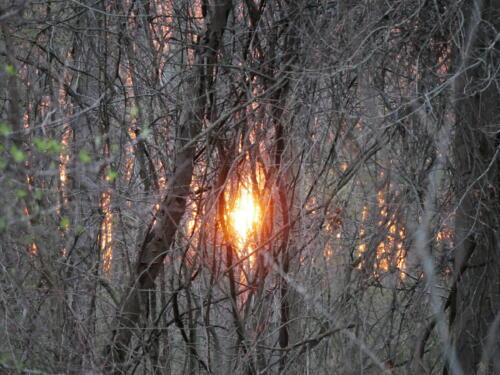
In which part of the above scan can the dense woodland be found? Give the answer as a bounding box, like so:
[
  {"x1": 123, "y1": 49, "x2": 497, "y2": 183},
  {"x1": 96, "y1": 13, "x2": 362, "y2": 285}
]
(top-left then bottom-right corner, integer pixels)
[{"x1": 0, "y1": 0, "x2": 499, "y2": 374}]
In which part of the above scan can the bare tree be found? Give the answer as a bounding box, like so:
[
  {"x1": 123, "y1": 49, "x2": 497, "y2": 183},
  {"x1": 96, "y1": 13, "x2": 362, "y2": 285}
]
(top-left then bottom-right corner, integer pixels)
[
  {"x1": 1, "y1": 1, "x2": 499, "y2": 374},
  {"x1": 451, "y1": 1, "x2": 500, "y2": 373}
]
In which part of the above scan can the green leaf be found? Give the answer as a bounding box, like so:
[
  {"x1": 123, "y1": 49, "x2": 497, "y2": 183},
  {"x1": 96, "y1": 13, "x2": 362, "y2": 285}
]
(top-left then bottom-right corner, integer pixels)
[
  {"x1": 46, "y1": 139, "x2": 63, "y2": 154},
  {"x1": 76, "y1": 224, "x2": 85, "y2": 234},
  {"x1": 0, "y1": 124, "x2": 10, "y2": 136},
  {"x1": 0, "y1": 159, "x2": 6, "y2": 169},
  {"x1": 33, "y1": 137, "x2": 47, "y2": 151},
  {"x1": 106, "y1": 169, "x2": 118, "y2": 181},
  {"x1": 33, "y1": 137, "x2": 63, "y2": 154},
  {"x1": 130, "y1": 105, "x2": 139, "y2": 116},
  {"x1": 34, "y1": 188, "x2": 43, "y2": 200},
  {"x1": 10, "y1": 145, "x2": 25, "y2": 163},
  {"x1": 79, "y1": 150, "x2": 91, "y2": 163},
  {"x1": 33, "y1": 137, "x2": 47, "y2": 152},
  {"x1": 16, "y1": 189, "x2": 27, "y2": 198},
  {"x1": 0, "y1": 217, "x2": 5, "y2": 231},
  {"x1": 60, "y1": 217, "x2": 70, "y2": 230},
  {"x1": 5, "y1": 64, "x2": 16, "y2": 76},
  {"x1": 140, "y1": 125, "x2": 150, "y2": 138}
]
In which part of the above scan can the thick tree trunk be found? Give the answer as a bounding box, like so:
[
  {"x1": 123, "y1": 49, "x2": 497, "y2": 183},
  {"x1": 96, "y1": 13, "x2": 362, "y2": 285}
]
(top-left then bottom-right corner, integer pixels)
[
  {"x1": 104, "y1": 1, "x2": 233, "y2": 372},
  {"x1": 452, "y1": 1, "x2": 500, "y2": 373}
]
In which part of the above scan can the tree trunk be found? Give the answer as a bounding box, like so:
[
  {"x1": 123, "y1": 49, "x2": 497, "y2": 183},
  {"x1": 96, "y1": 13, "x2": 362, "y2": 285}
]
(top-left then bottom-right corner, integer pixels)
[
  {"x1": 452, "y1": 1, "x2": 500, "y2": 373},
  {"x1": 104, "y1": 1, "x2": 233, "y2": 372}
]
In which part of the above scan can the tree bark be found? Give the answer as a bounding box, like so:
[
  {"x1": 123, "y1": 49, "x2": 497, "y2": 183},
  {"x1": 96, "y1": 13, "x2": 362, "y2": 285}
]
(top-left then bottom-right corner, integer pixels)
[
  {"x1": 452, "y1": 1, "x2": 500, "y2": 373},
  {"x1": 104, "y1": 1, "x2": 233, "y2": 372}
]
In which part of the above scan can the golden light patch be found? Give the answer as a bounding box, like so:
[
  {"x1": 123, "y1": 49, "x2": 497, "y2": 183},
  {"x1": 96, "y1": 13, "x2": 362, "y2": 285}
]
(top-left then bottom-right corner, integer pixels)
[{"x1": 229, "y1": 186, "x2": 260, "y2": 248}]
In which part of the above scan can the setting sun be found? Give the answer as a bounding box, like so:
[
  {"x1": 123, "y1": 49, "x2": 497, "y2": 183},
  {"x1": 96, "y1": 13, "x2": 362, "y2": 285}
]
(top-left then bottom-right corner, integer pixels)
[{"x1": 229, "y1": 186, "x2": 261, "y2": 247}]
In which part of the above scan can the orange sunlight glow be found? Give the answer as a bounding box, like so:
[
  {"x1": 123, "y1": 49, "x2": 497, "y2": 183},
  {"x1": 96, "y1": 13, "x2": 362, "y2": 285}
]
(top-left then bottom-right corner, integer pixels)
[
  {"x1": 100, "y1": 190, "x2": 113, "y2": 275},
  {"x1": 356, "y1": 191, "x2": 408, "y2": 279},
  {"x1": 59, "y1": 124, "x2": 71, "y2": 204},
  {"x1": 229, "y1": 185, "x2": 261, "y2": 249},
  {"x1": 100, "y1": 140, "x2": 113, "y2": 276},
  {"x1": 58, "y1": 51, "x2": 73, "y2": 206}
]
